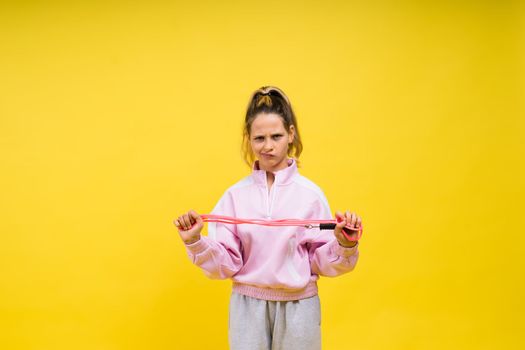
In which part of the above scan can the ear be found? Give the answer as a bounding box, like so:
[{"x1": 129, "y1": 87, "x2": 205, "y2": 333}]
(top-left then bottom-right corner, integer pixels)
[{"x1": 288, "y1": 125, "x2": 295, "y2": 144}]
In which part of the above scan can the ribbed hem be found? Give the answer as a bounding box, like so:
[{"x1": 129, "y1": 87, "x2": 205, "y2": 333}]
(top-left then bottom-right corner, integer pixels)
[{"x1": 232, "y1": 280, "x2": 318, "y2": 301}]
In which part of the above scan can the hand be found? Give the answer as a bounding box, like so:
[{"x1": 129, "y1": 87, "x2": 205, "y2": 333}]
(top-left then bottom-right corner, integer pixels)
[
  {"x1": 334, "y1": 210, "x2": 362, "y2": 248},
  {"x1": 173, "y1": 209, "x2": 204, "y2": 245}
]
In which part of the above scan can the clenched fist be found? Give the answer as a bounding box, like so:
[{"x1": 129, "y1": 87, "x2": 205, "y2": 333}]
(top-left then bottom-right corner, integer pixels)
[
  {"x1": 173, "y1": 209, "x2": 203, "y2": 245},
  {"x1": 333, "y1": 210, "x2": 362, "y2": 248}
]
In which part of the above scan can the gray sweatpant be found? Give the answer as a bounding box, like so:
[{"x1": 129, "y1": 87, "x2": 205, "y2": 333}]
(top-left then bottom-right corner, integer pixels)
[{"x1": 228, "y1": 292, "x2": 321, "y2": 350}]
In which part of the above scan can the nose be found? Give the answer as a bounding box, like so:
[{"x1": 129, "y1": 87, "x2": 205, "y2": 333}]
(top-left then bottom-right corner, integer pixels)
[{"x1": 262, "y1": 138, "x2": 274, "y2": 152}]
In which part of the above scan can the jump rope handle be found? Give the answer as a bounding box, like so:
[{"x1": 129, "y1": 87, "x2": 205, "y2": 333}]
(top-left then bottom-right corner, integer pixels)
[
  {"x1": 319, "y1": 223, "x2": 362, "y2": 241},
  {"x1": 319, "y1": 223, "x2": 337, "y2": 230},
  {"x1": 319, "y1": 223, "x2": 360, "y2": 232}
]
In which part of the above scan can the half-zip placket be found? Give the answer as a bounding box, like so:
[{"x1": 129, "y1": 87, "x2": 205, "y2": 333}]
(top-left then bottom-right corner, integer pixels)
[{"x1": 264, "y1": 172, "x2": 278, "y2": 219}]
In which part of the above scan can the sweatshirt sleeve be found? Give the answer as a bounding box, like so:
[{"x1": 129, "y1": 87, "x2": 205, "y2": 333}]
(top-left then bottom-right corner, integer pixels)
[
  {"x1": 308, "y1": 192, "x2": 360, "y2": 277},
  {"x1": 184, "y1": 190, "x2": 243, "y2": 279}
]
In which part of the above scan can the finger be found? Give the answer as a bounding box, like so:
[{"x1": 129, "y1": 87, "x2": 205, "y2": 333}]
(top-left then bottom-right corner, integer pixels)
[
  {"x1": 334, "y1": 211, "x2": 346, "y2": 229},
  {"x1": 337, "y1": 217, "x2": 347, "y2": 229},
  {"x1": 181, "y1": 215, "x2": 192, "y2": 230},
  {"x1": 177, "y1": 216, "x2": 186, "y2": 230},
  {"x1": 179, "y1": 214, "x2": 188, "y2": 231},
  {"x1": 181, "y1": 216, "x2": 190, "y2": 230},
  {"x1": 350, "y1": 212, "x2": 357, "y2": 227},
  {"x1": 346, "y1": 212, "x2": 353, "y2": 227},
  {"x1": 186, "y1": 211, "x2": 196, "y2": 225},
  {"x1": 344, "y1": 211, "x2": 354, "y2": 231},
  {"x1": 345, "y1": 210, "x2": 351, "y2": 224},
  {"x1": 189, "y1": 210, "x2": 203, "y2": 224},
  {"x1": 357, "y1": 216, "x2": 362, "y2": 229}
]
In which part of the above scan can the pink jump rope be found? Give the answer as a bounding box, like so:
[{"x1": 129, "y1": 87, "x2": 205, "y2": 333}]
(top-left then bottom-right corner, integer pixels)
[{"x1": 178, "y1": 214, "x2": 363, "y2": 242}]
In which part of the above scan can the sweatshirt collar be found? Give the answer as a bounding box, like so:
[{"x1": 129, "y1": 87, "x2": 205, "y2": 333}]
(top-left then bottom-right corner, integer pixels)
[{"x1": 252, "y1": 158, "x2": 298, "y2": 186}]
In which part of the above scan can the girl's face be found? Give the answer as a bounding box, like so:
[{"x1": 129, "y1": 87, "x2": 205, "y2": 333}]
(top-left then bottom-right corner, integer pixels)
[{"x1": 249, "y1": 112, "x2": 295, "y2": 173}]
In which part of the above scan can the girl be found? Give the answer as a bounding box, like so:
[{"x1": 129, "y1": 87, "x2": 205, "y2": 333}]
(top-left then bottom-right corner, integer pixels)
[{"x1": 174, "y1": 86, "x2": 362, "y2": 350}]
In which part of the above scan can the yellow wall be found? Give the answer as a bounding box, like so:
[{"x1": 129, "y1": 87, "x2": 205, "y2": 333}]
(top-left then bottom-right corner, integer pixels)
[{"x1": 1, "y1": 1, "x2": 524, "y2": 349}]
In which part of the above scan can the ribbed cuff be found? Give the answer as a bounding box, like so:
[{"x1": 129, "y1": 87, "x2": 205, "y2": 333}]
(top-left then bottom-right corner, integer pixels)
[{"x1": 184, "y1": 236, "x2": 208, "y2": 255}]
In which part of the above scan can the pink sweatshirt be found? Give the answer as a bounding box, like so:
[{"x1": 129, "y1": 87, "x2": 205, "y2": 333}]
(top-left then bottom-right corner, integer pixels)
[{"x1": 184, "y1": 158, "x2": 359, "y2": 301}]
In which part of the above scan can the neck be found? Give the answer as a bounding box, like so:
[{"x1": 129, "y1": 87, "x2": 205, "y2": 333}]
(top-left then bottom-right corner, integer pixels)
[{"x1": 266, "y1": 171, "x2": 275, "y2": 190}]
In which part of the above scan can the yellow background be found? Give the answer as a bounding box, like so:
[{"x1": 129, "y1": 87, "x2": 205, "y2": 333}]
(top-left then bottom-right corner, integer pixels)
[{"x1": 1, "y1": 1, "x2": 524, "y2": 349}]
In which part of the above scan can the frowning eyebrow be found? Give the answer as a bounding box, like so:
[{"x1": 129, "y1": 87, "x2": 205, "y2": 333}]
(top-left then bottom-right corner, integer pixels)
[{"x1": 252, "y1": 133, "x2": 284, "y2": 138}]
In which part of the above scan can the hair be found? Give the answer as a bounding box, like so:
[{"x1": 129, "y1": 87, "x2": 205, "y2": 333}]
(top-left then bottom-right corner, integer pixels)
[{"x1": 241, "y1": 86, "x2": 303, "y2": 168}]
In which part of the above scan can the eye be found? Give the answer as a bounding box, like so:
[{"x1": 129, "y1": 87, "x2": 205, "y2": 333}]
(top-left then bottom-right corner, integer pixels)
[
  {"x1": 254, "y1": 136, "x2": 264, "y2": 141},
  {"x1": 272, "y1": 135, "x2": 283, "y2": 140}
]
